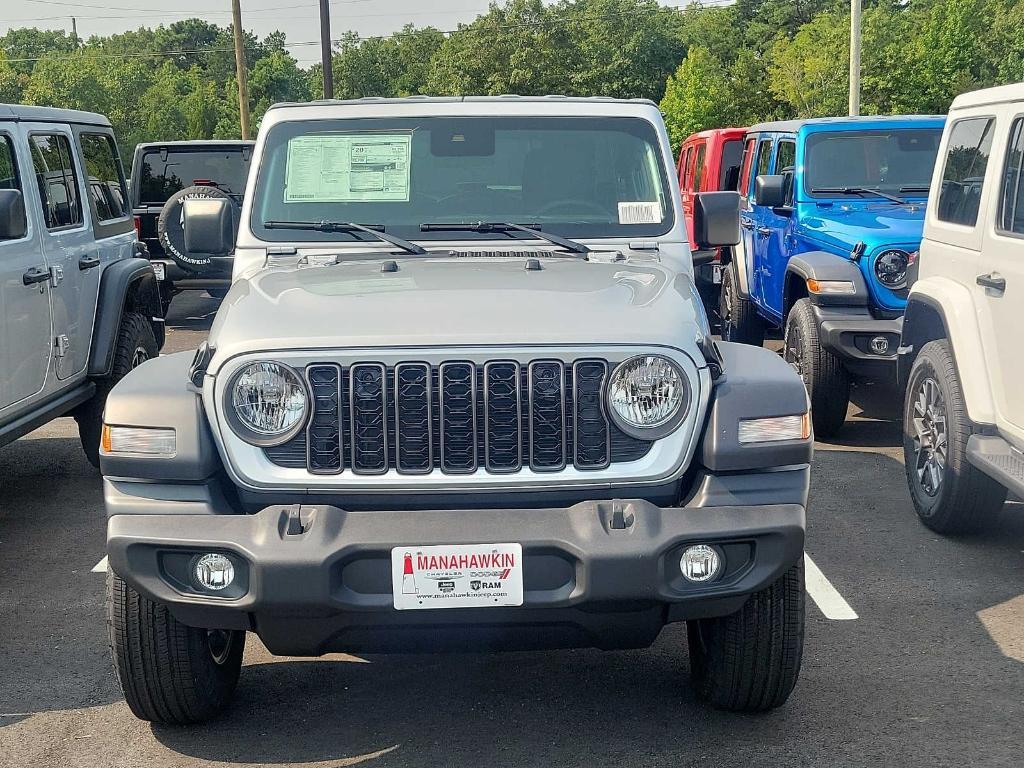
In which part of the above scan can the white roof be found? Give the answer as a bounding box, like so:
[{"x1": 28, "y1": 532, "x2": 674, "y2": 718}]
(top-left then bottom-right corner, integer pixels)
[{"x1": 950, "y1": 82, "x2": 1024, "y2": 110}]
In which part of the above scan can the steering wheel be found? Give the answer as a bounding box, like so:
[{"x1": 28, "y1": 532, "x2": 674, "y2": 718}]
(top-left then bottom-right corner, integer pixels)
[{"x1": 535, "y1": 199, "x2": 608, "y2": 218}]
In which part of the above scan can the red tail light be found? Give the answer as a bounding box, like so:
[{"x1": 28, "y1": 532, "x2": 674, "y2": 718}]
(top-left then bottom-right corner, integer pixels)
[
  {"x1": 908, "y1": 250, "x2": 919, "y2": 266},
  {"x1": 133, "y1": 216, "x2": 141, "y2": 236}
]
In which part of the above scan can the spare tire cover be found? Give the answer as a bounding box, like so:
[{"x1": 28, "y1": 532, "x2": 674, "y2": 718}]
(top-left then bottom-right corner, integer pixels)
[{"x1": 157, "y1": 185, "x2": 239, "y2": 273}]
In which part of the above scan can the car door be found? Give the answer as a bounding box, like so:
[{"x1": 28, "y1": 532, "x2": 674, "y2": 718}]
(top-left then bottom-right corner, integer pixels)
[
  {"x1": 679, "y1": 143, "x2": 696, "y2": 247},
  {"x1": 736, "y1": 136, "x2": 759, "y2": 296},
  {"x1": 748, "y1": 137, "x2": 775, "y2": 309},
  {"x1": 25, "y1": 125, "x2": 94, "y2": 382},
  {"x1": 978, "y1": 112, "x2": 1024, "y2": 440},
  {"x1": 761, "y1": 138, "x2": 797, "y2": 319},
  {"x1": 75, "y1": 128, "x2": 135, "y2": 373},
  {"x1": 0, "y1": 125, "x2": 52, "y2": 415}
]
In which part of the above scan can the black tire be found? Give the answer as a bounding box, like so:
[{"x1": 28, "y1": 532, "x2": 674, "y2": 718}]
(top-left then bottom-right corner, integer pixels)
[
  {"x1": 719, "y1": 260, "x2": 764, "y2": 346},
  {"x1": 77, "y1": 312, "x2": 158, "y2": 467},
  {"x1": 902, "y1": 340, "x2": 1006, "y2": 534},
  {"x1": 159, "y1": 281, "x2": 174, "y2": 317},
  {"x1": 107, "y1": 570, "x2": 245, "y2": 724},
  {"x1": 157, "y1": 185, "x2": 238, "y2": 274},
  {"x1": 207, "y1": 288, "x2": 229, "y2": 300},
  {"x1": 687, "y1": 559, "x2": 805, "y2": 712},
  {"x1": 784, "y1": 298, "x2": 849, "y2": 439}
]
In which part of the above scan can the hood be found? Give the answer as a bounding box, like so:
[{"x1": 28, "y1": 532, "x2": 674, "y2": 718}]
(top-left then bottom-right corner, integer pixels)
[
  {"x1": 798, "y1": 200, "x2": 925, "y2": 254},
  {"x1": 207, "y1": 252, "x2": 706, "y2": 364}
]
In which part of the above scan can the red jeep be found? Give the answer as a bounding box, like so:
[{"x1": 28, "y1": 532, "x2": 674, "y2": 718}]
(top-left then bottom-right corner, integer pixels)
[{"x1": 677, "y1": 128, "x2": 746, "y2": 308}]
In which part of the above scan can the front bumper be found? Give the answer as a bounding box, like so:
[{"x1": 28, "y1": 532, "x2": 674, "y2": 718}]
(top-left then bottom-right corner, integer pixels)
[
  {"x1": 811, "y1": 304, "x2": 902, "y2": 379},
  {"x1": 107, "y1": 498, "x2": 804, "y2": 655}
]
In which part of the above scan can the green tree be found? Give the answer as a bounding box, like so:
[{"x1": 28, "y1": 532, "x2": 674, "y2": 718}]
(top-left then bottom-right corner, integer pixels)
[
  {"x1": 768, "y1": 10, "x2": 848, "y2": 117},
  {"x1": 660, "y1": 46, "x2": 733, "y2": 151}
]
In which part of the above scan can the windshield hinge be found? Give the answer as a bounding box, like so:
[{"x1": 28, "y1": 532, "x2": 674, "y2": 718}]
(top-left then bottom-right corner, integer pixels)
[
  {"x1": 268, "y1": 246, "x2": 298, "y2": 257},
  {"x1": 628, "y1": 241, "x2": 660, "y2": 251}
]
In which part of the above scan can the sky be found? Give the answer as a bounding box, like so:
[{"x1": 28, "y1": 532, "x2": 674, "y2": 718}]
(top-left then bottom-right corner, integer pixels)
[{"x1": 0, "y1": 0, "x2": 612, "y2": 68}]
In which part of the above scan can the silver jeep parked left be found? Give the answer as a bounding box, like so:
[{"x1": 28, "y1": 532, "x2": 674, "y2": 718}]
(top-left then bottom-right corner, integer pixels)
[{"x1": 0, "y1": 105, "x2": 164, "y2": 465}]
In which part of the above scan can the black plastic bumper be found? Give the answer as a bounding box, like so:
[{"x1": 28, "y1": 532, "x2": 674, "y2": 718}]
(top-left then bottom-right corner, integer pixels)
[
  {"x1": 151, "y1": 257, "x2": 233, "y2": 290},
  {"x1": 107, "y1": 499, "x2": 805, "y2": 655},
  {"x1": 811, "y1": 304, "x2": 903, "y2": 379}
]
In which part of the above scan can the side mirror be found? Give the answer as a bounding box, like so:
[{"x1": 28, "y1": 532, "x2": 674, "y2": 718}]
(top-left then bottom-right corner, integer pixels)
[
  {"x1": 0, "y1": 189, "x2": 28, "y2": 240},
  {"x1": 183, "y1": 197, "x2": 233, "y2": 256},
  {"x1": 693, "y1": 191, "x2": 740, "y2": 249},
  {"x1": 754, "y1": 174, "x2": 787, "y2": 208}
]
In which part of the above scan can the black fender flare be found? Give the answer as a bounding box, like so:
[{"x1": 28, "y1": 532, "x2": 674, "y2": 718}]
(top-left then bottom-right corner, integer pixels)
[
  {"x1": 785, "y1": 251, "x2": 870, "y2": 310},
  {"x1": 88, "y1": 257, "x2": 164, "y2": 378},
  {"x1": 898, "y1": 292, "x2": 951, "y2": 389}
]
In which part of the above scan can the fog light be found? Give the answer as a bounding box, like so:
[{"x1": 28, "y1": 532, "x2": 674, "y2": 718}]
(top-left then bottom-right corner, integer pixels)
[
  {"x1": 869, "y1": 335, "x2": 890, "y2": 355},
  {"x1": 194, "y1": 553, "x2": 235, "y2": 591},
  {"x1": 680, "y1": 544, "x2": 722, "y2": 583}
]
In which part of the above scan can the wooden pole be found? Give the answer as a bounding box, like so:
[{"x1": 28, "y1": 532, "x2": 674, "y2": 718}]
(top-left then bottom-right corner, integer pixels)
[
  {"x1": 319, "y1": 0, "x2": 334, "y2": 99},
  {"x1": 231, "y1": 0, "x2": 252, "y2": 139},
  {"x1": 849, "y1": 0, "x2": 861, "y2": 116}
]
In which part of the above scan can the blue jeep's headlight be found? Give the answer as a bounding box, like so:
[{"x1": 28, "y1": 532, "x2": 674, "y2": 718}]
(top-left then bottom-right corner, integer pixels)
[
  {"x1": 874, "y1": 249, "x2": 909, "y2": 289},
  {"x1": 225, "y1": 361, "x2": 308, "y2": 446}
]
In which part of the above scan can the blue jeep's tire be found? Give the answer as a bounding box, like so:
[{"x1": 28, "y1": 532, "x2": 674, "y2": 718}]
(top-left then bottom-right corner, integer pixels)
[
  {"x1": 719, "y1": 260, "x2": 764, "y2": 346},
  {"x1": 784, "y1": 298, "x2": 849, "y2": 439}
]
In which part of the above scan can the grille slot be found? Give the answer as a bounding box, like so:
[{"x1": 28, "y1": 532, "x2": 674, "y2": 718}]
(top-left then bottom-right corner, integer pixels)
[
  {"x1": 265, "y1": 358, "x2": 655, "y2": 474},
  {"x1": 528, "y1": 360, "x2": 566, "y2": 472},
  {"x1": 349, "y1": 363, "x2": 387, "y2": 474},
  {"x1": 394, "y1": 363, "x2": 432, "y2": 474},
  {"x1": 439, "y1": 362, "x2": 478, "y2": 473}
]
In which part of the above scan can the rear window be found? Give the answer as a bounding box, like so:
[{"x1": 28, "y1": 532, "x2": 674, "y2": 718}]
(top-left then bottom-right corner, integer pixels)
[{"x1": 137, "y1": 147, "x2": 252, "y2": 205}]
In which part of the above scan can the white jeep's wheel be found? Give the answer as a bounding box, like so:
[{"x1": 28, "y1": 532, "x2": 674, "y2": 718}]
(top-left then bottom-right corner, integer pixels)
[
  {"x1": 107, "y1": 570, "x2": 245, "y2": 724},
  {"x1": 784, "y1": 298, "x2": 849, "y2": 439},
  {"x1": 687, "y1": 559, "x2": 804, "y2": 712},
  {"x1": 902, "y1": 340, "x2": 1006, "y2": 534}
]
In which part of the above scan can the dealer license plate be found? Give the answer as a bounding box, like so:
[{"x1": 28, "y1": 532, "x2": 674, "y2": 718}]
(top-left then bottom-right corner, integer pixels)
[
  {"x1": 391, "y1": 543, "x2": 524, "y2": 610},
  {"x1": 152, "y1": 262, "x2": 165, "y2": 281}
]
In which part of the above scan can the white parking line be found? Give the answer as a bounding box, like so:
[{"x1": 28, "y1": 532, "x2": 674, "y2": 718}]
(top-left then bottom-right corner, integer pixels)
[
  {"x1": 91, "y1": 556, "x2": 108, "y2": 573},
  {"x1": 805, "y1": 553, "x2": 858, "y2": 620}
]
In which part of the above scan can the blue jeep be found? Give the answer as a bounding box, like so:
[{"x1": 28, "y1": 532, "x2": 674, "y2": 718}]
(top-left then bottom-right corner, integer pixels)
[{"x1": 719, "y1": 116, "x2": 945, "y2": 437}]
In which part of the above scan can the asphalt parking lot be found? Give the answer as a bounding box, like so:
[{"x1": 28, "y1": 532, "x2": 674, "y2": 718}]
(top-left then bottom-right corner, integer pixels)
[{"x1": 2, "y1": 291, "x2": 1023, "y2": 768}]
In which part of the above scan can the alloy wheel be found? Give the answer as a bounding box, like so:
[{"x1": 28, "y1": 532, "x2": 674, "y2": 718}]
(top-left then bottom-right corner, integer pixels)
[
  {"x1": 784, "y1": 322, "x2": 805, "y2": 379},
  {"x1": 911, "y1": 377, "x2": 948, "y2": 498},
  {"x1": 131, "y1": 346, "x2": 150, "y2": 369},
  {"x1": 207, "y1": 629, "x2": 235, "y2": 665}
]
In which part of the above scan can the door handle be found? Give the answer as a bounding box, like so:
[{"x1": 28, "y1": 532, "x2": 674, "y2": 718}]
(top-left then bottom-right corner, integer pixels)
[
  {"x1": 739, "y1": 218, "x2": 755, "y2": 230},
  {"x1": 976, "y1": 272, "x2": 1006, "y2": 292},
  {"x1": 79, "y1": 254, "x2": 100, "y2": 271},
  {"x1": 756, "y1": 226, "x2": 772, "y2": 237},
  {"x1": 23, "y1": 266, "x2": 49, "y2": 286}
]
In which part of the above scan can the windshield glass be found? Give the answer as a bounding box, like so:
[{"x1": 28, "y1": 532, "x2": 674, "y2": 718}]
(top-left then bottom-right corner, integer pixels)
[
  {"x1": 138, "y1": 148, "x2": 252, "y2": 205},
  {"x1": 251, "y1": 116, "x2": 673, "y2": 242},
  {"x1": 804, "y1": 128, "x2": 942, "y2": 198}
]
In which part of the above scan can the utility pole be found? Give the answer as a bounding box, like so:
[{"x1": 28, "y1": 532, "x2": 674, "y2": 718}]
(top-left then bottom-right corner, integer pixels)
[
  {"x1": 319, "y1": 0, "x2": 334, "y2": 99},
  {"x1": 849, "y1": 0, "x2": 861, "y2": 116},
  {"x1": 70, "y1": 16, "x2": 78, "y2": 45},
  {"x1": 231, "y1": 0, "x2": 251, "y2": 140}
]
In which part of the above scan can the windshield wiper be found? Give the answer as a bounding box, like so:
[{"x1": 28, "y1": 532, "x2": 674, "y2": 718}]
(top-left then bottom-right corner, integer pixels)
[
  {"x1": 419, "y1": 221, "x2": 589, "y2": 256},
  {"x1": 263, "y1": 220, "x2": 427, "y2": 255},
  {"x1": 811, "y1": 186, "x2": 907, "y2": 204}
]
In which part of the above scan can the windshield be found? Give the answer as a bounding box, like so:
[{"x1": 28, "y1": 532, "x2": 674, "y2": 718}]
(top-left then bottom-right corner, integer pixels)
[
  {"x1": 138, "y1": 148, "x2": 252, "y2": 205},
  {"x1": 251, "y1": 116, "x2": 673, "y2": 242},
  {"x1": 804, "y1": 128, "x2": 942, "y2": 198}
]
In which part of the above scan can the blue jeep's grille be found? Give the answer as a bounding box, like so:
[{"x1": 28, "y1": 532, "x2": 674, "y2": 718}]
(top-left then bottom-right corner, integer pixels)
[{"x1": 265, "y1": 359, "x2": 653, "y2": 474}]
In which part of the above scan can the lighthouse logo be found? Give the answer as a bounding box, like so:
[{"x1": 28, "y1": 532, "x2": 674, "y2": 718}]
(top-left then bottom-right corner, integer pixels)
[{"x1": 401, "y1": 552, "x2": 418, "y2": 594}]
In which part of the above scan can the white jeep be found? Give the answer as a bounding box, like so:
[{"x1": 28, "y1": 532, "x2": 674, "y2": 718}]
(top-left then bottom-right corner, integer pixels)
[{"x1": 900, "y1": 83, "x2": 1024, "y2": 533}]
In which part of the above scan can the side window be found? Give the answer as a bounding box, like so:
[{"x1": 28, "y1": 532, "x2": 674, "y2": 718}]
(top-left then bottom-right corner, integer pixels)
[
  {"x1": 0, "y1": 134, "x2": 23, "y2": 240},
  {"x1": 80, "y1": 133, "x2": 128, "y2": 223},
  {"x1": 692, "y1": 142, "x2": 706, "y2": 191},
  {"x1": 30, "y1": 133, "x2": 82, "y2": 230},
  {"x1": 680, "y1": 146, "x2": 693, "y2": 189},
  {"x1": 755, "y1": 140, "x2": 773, "y2": 178},
  {"x1": 776, "y1": 140, "x2": 797, "y2": 205},
  {"x1": 997, "y1": 116, "x2": 1024, "y2": 236},
  {"x1": 720, "y1": 139, "x2": 743, "y2": 190},
  {"x1": 936, "y1": 117, "x2": 994, "y2": 228},
  {"x1": 738, "y1": 138, "x2": 756, "y2": 195}
]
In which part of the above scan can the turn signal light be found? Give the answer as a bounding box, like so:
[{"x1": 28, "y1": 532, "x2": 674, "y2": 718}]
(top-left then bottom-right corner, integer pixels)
[
  {"x1": 738, "y1": 413, "x2": 811, "y2": 444},
  {"x1": 807, "y1": 278, "x2": 856, "y2": 295},
  {"x1": 101, "y1": 424, "x2": 176, "y2": 456}
]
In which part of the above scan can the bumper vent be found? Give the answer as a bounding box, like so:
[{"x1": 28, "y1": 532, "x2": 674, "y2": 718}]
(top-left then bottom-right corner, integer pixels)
[{"x1": 266, "y1": 359, "x2": 653, "y2": 475}]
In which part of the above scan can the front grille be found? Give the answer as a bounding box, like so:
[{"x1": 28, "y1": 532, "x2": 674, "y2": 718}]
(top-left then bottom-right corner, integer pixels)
[{"x1": 265, "y1": 359, "x2": 653, "y2": 474}]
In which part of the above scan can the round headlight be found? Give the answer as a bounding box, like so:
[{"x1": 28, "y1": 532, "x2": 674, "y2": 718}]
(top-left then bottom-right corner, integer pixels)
[
  {"x1": 607, "y1": 355, "x2": 688, "y2": 438},
  {"x1": 226, "y1": 361, "x2": 308, "y2": 446},
  {"x1": 874, "y1": 249, "x2": 909, "y2": 289}
]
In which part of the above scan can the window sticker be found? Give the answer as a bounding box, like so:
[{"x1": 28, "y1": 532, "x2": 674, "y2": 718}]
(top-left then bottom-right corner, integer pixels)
[
  {"x1": 618, "y1": 201, "x2": 662, "y2": 224},
  {"x1": 284, "y1": 133, "x2": 412, "y2": 203}
]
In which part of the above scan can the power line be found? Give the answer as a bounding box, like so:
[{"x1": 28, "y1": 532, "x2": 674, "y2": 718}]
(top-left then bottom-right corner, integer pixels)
[
  {"x1": 1, "y1": 1, "x2": 735, "y2": 65},
  {"x1": 7, "y1": 6, "x2": 484, "y2": 24}
]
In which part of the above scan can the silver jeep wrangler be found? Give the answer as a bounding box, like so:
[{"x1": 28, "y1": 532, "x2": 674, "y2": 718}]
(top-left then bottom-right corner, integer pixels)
[{"x1": 100, "y1": 97, "x2": 812, "y2": 723}]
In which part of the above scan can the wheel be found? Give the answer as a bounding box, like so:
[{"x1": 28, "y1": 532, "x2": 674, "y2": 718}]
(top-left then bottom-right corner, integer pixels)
[
  {"x1": 902, "y1": 340, "x2": 1006, "y2": 534},
  {"x1": 159, "y1": 281, "x2": 174, "y2": 317},
  {"x1": 107, "y1": 570, "x2": 245, "y2": 724},
  {"x1": 76, "y1": 312, "x2": 158, "y2": 467},
  {"x1": 784, "y1": 298, "x2": 849, "y2": 438},
  {"x1": 719, "y1": 261, "x2": 764, "y2": 346},
  {"x1": 687, "y1": 559, "x2": 804, "y2": 712}
]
